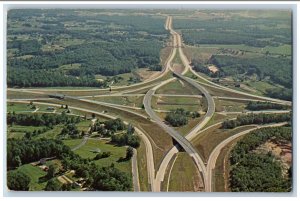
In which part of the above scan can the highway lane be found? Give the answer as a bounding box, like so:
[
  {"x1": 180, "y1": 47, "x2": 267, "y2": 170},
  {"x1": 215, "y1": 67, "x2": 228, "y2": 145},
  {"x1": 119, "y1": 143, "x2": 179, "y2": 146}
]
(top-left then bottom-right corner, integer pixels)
[
  {"x1": 173, "y1": 72, "x2": 216, "y2": 140},
  {"x1": 206, "y1": 122, "x2": 288, "y2": 192}
]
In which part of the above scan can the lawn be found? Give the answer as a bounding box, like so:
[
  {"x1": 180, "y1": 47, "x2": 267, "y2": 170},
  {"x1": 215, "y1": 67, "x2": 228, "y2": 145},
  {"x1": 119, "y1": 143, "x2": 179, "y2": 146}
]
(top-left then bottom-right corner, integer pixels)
[
  {"x1": 63, "y1": 139, "x2": 131, "y2": 175},
  {"x1": 136, "y1": 140, "x2": 149, "y2": 191},
  {"x1": 88, "y1": 95, "x2": 144, "y2": 108},
  {"x1": 13, "y1": 164, "x2": 47, "y2": 191},
  {"x1": 34, "y1": 125, "x2": 64, "y2": 139},
  {"x1": 76, "y1": 120, "x2": 91, "y2": 133},
  {"x1": 7, "y1": 125, "x2": 46, "y2": 139},
  {"x1": 214, "y1": 99, "x2": 247, "y2": 113},
  {"x1": 168, "y1": 152, "x2": 203, "y2": 192},
  {"x1": 156, "y1": 79, "x2": 200, "y2": 95},
  {"x1": 7, "y1": 102, "x2": 34, "y2": 113},
  {"x1": 245, "y1": 80, "x2": 279, "y2": 95},
  {"x1": 203, "y1": 113, "x2": 238, "y2": 129},
  {"x1": 152, "y1": 96, "x2": 202, "y2": 112}
]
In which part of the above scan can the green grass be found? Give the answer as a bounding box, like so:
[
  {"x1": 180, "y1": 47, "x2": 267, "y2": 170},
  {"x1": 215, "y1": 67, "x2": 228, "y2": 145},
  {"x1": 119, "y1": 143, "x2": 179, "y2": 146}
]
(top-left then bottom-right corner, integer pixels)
[
  {"x1": 76, "y1": 120, "x2": 91, "y2": 133},
  {"x1": 88, "y1": 96, "x2": 144, "y2": 108},
  {"x1": 58, "y1": 63, "x2": 81, "y2": 71},
  {"x1": 152, "y1": 96, "x2": 202, "y2": 112},
  {"x1": 168, "y1": 152, "x2": 203, "y2": 192},
  {"x1": 14, "y1": 164, "x2": 48, "y2": 191},
  {"x1": 136, "y1": 140, "x2": 149, "y2": 191},
  {"x1": 204, "y1": 113, "x2": 237, "y2": 129},
  {"x1": 245, "y1": 80, "x2": 279, "y2": 95},
  {"x1": 35, "y1": 125, "x2": 64, "y2": 139},
  {"x1": 156, "y1": 79, "x2": 199, "y2": 95},
  {"x1": 214, "y1": 99, "x2": 247, "y2": 113},
  {"x1": 37, "y1": 105, "x2": 57, "y2": 112},
  {"x1": 7, "y1": 125, "x2": 46, "y2": 139},
  {"x1": 63, "y1": 139, "x2": 131, "y2": 174},
  {"x1": 173, "y1": 49, "x2": 183, "y2": 65},
  {"x1": 7, "y1": 103, "x2": 34, "y2": 113},
  {"x1": 7, "y1": 91, "x2": 49, "y2": 99}
]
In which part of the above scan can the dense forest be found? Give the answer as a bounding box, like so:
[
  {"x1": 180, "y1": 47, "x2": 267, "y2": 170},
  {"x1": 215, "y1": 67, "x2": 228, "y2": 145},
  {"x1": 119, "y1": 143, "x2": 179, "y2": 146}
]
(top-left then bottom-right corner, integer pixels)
[
  {"x1": 229, "y1": 126, "x2": 292, "y2": 192},
  {"x1": 222, "y1": 112, "x2": 291, "y2": 129},
  {"x1": 7, "y1": 138, "x2": 132, "y2": 191},
  {"x1": 209, "y1": 55, "x2": 292, "y2": 89},
  {"x1": 174, "y1": 13, "x2": 291, "y2": 47},
  {"x1": 7, "y1": 10, "x2": 167, "y2": 87}
]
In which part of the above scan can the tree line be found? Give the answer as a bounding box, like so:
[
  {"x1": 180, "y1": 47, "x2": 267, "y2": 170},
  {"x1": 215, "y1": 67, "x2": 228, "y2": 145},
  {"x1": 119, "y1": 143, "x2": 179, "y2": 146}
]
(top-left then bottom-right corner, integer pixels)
[
  {"x1": 7, "y1": 112, "x2": 81, "y2": 127},
  {"x1": 246, "y1": 101, "x2": 288, "y2": 111},
  {"x1": 222, "y1": 112, "x2": 291, "y2": 129}
]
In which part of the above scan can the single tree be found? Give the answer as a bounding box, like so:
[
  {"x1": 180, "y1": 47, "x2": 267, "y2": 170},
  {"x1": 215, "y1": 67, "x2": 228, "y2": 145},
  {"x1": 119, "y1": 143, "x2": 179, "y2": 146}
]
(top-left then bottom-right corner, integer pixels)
[{"x1": 126, "y1": 146, "x2": 134, "y2": 159}]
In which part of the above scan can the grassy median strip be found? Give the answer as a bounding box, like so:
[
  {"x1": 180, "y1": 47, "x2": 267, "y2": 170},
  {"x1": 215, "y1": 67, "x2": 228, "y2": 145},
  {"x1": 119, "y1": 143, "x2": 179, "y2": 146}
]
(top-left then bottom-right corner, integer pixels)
[
  {"x1": 168, "y1": 152, "x2": 203, "y2": 192},
  {"x1": 137, "y1": 140, "x2": 149, "y2": 191}
]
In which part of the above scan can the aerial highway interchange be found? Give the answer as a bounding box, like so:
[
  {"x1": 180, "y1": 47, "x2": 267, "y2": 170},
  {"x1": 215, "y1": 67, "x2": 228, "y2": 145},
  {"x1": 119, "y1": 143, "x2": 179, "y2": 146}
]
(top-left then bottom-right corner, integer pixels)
[{"x1": 7, "y1": 15, "x2": 292, "y2": 192}]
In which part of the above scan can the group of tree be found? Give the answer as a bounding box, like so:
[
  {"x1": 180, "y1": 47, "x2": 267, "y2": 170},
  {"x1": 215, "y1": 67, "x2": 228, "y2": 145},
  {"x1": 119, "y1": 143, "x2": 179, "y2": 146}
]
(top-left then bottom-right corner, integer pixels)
[
  {"x1": 59, "y1": 123, "x2": 80, "y2": 139},
  {"x1": 111, "y1": 124, "x2": 140, "y2": 148},
  {"x1": 94, "y1": 151, "x2": 111, "y2": 160},
  {"x1": 91, "y1": 118, "x2": 126, "y2": 137},
  {"x1": 229, "y1": 126, "x2": 292, "y2": 192},
  {"x1": 165, "y1": 108, "x2": 200, "y2": 127},
  {"x1": 222, "y1": 112, "x2": 291, "y2": 129},
  {"x1": 246, "y1": 101, "x2": 288, "y2": 111},
  {"x1": 7, "y1": 112, "x2": 81, "y2": 127}
]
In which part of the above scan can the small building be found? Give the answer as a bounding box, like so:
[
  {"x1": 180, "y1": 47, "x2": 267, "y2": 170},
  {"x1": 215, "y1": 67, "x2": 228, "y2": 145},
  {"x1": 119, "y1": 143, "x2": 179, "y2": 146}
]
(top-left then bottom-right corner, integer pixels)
[{"x1": 47, "y1": 107, "x2": 55, "y2": 111}]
